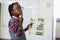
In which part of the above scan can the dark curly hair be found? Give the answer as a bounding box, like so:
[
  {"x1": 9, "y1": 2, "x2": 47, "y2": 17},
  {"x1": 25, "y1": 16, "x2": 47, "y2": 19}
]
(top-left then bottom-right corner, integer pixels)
[{"x1": 8, "y1": 2, "x2": 19, "y2": 18}]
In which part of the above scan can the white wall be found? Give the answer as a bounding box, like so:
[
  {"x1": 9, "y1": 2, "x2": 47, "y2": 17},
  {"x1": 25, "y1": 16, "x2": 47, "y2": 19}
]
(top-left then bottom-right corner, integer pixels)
[
  {"x1": 0, "y1": 0, "x2": 53, "y2": 40},
  {"x1": 0, "y1": 3, "x2": 1, "y2": 38},
  {"x1": 54, "y1": 0, "x2": 60, "y2": 38},
  {"x1": 1, "y1": 1, "x2": 11, "y2": 39}
]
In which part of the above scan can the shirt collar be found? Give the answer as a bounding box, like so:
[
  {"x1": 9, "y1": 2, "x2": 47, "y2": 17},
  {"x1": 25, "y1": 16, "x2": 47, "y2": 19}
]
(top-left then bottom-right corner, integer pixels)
[{"x1": 12, "y1": 16, "x2": 18, "y2": 19}]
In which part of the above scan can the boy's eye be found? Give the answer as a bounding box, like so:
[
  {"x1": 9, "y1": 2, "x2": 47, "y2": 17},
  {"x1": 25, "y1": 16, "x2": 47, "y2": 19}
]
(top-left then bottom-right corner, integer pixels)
[{"x1": 16, "y1": 7, "x2": 22, "y2": 10}]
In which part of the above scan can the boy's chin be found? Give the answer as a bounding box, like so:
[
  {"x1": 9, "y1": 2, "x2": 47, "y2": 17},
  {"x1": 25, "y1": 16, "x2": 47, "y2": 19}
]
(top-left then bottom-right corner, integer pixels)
[
  {"x1": 16, "y1": 15, "x2": 20, "y2": 17},
  {"x1": 16, "y1": 14, "x2": 22, "y2": 17}
]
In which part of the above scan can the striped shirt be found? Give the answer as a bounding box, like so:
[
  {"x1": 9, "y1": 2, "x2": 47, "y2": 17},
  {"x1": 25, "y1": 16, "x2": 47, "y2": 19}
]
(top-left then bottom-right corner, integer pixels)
[{"x1": 8, "y1": 16, "x2": 23, "y2": 37}]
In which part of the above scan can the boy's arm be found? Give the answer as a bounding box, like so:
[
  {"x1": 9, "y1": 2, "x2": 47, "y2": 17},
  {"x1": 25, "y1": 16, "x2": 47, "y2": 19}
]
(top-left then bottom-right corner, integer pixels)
[
  {"x1": 9, "y1": 19, "x2": 22, "y2": 36},
  {"x1": 24, "y1": 28, "x2": 28, "y2": 31},
  {"x1": 24, "y1": 24, "x2": 32, "y2": 32}
]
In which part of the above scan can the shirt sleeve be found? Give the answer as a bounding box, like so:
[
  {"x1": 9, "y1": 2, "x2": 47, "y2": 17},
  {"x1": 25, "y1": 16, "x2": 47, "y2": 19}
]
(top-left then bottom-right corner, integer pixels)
[{"x1": 9, "y1": 19, "x2": 22, "y2": 36}]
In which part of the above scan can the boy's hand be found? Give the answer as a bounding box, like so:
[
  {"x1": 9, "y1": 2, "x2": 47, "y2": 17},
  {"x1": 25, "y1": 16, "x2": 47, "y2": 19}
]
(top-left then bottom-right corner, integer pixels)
[
  {"x1": 18, "y1": 15, "x2": 23, "y2": 26},
  {"x1": 26, "y1": 24, "x2": 32, "y2": 30}
]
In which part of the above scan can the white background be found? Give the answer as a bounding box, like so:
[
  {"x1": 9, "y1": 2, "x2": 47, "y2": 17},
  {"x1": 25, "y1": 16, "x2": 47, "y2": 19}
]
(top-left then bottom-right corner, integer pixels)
[
  {"x1": 1, "y1": 0, "x2": 60, "y2": 40},
  {"x1": 54, "y1": 0, "x2": 60, "y2": 38}
]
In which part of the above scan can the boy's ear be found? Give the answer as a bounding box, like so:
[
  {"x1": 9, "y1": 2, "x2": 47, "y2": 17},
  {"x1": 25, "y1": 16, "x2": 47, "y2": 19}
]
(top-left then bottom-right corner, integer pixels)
[
  {"x1": 11, "y1": 11, "x2": 14, "y2": 15},
  {"x1": 11, "y1": 12, "x2": 13, "y2": 14}
]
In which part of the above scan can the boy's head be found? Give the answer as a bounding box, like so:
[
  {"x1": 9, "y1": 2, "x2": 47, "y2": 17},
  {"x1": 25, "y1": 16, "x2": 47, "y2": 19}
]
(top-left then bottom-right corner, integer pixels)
[{"x1": 8, "y1": 2, "x2": 22, "y2": 18}]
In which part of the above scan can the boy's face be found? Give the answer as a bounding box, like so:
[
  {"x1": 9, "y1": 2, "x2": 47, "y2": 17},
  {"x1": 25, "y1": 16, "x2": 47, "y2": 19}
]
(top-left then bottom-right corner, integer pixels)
[{"x1": 12, "y1": 4, "x2": 22, "y2": 17}]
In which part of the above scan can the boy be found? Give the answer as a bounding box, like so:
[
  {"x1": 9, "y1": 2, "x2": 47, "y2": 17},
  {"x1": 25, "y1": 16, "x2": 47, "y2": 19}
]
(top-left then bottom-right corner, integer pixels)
[{"x1": 8, "y1": 2, "x2": 31, "y2": 40}]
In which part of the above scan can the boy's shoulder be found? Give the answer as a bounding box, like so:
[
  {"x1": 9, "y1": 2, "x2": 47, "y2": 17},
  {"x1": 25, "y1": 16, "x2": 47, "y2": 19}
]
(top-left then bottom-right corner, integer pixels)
[
  {"x1": 9, "y1": 18, "x2": 17, "y2": 23},
  {"x1": 9, "y1": 18, "x2": 14, "y2": 23}
]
